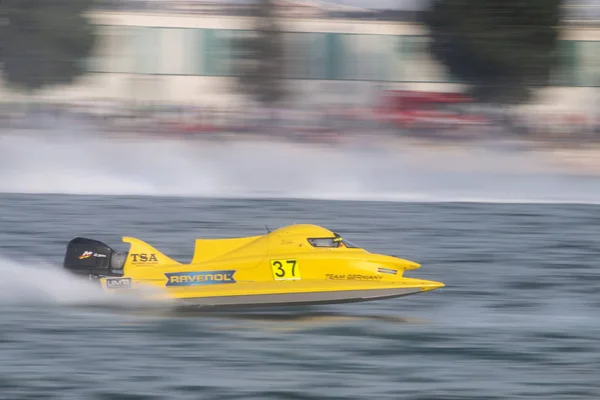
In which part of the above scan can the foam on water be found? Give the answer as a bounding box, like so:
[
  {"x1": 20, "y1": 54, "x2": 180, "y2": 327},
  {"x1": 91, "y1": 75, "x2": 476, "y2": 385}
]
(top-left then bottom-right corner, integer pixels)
[
  {"x1": 0, "y1": 254, "x2": 107, "y2": 306},
  {"x1": 0, "y1": 254, "x2": 166, "y2": 309},
  {"x1": 1, "y1": 128, "x2": 599, "y2": 204}
]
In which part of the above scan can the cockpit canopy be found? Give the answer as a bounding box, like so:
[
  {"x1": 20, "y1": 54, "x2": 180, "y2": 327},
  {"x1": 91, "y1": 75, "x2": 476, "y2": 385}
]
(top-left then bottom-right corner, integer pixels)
[
  {"x1": 307, "y1": 233, "x2": 360, "y2": 249},
  {"x1": 261, "y1": 224, "x2": 363, "y2": 252}
]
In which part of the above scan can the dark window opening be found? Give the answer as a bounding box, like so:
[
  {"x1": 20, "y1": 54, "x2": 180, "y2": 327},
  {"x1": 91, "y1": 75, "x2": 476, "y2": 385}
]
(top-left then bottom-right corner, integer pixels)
[
  {"x1": 308, "y1": 238, "x2": 340, "y2": 248},
  {"x1": 307, "y1": 237, "x2": 360, "y2": 248}
]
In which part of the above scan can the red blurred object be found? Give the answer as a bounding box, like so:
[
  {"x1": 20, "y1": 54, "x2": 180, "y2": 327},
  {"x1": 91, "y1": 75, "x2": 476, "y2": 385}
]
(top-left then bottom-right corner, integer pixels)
[{"x1": 376, "y1": 90, "x2": 487, "y2": 128}]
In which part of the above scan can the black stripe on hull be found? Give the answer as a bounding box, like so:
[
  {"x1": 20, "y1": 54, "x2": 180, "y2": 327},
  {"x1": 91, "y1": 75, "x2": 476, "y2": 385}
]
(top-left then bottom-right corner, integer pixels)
[{"x1": 173, "y1": 287, "x2": 422, "y2": 311}]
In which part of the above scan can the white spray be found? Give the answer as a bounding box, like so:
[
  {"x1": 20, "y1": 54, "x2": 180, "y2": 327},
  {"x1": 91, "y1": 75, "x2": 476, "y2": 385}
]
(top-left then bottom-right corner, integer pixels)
[{"x1": 1, "y1": 128, "x2": 599, "y2": 203}]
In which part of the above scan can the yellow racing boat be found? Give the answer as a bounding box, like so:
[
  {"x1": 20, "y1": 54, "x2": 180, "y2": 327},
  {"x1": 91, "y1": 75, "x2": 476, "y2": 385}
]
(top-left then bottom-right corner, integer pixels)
[{"x1": 62, "y1": 224, "x2": 444, "y2": 309}]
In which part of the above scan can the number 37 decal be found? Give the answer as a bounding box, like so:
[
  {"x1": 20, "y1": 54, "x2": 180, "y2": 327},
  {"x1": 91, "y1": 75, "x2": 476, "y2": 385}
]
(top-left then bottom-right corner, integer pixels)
[{"x1": 270, "y1": 259, "x2": 301, "y2": 280}]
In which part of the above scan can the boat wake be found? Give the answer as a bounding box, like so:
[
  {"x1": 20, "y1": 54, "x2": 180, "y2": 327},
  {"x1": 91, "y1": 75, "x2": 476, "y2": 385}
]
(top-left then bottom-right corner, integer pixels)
[
  {"x1": 1, "y1": 128, "x2": 599, "y2": 204},
  {"x1": 0, "y1": 254, "x2": 166, "y2": 310}
]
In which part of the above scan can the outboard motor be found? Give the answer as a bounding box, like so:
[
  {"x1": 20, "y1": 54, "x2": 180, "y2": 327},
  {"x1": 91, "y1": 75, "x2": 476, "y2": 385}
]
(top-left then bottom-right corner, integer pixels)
[{"x1": 63, "y1": 237, "x2": 128, "y2": 279}]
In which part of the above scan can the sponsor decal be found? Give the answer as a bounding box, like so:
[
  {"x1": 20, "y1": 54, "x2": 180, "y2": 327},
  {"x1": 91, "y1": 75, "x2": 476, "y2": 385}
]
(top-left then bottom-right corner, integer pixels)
[
  {"x1": 106, "y1": 277, "x2": 132, "y2": 289},
  {"x1": 79, "y1": 251, "x2": 107, "y2": 259},
  {"x1": 130, "y1": 253, "x2": 158, "y2": 264},
  {"x1": 377, "y1": 267, "x2": 398, "y2": 275},
  {"x1": 325, "y1": 274, "x2": 383, "y2": 281},
  {"x1": 165, "y1": 270, "x2": 237, "y2": 286}
]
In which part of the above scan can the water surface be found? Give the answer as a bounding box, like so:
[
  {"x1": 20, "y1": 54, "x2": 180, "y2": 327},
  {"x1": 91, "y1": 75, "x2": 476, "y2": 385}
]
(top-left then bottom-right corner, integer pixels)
[{"x1": 0, "y1": 194, "x2": 598, "y2": 399}]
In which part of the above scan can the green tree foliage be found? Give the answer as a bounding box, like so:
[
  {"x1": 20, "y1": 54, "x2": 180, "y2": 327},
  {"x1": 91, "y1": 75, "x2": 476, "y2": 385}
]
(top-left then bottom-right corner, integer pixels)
[
  {"x1": 234, "y1": 0, "x2": 287, "y2": 107},
  {"x1": 424, "y1": 0, "x2": 563, "y2": 104},
  {"x1": 0, "y1": 0, "x2": 97, "y2": 92}
]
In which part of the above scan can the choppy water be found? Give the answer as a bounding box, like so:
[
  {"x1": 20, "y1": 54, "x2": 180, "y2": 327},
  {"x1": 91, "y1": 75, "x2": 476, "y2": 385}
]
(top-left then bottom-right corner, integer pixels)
[{"x1": 1, "y1": 193, "x2": 599, "y2": 399}]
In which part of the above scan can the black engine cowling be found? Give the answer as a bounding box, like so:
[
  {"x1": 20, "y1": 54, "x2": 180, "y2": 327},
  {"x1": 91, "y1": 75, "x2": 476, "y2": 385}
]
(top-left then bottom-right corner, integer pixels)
[{"x1": 63, "y1": 237, "x2": 128, "y2": 278}]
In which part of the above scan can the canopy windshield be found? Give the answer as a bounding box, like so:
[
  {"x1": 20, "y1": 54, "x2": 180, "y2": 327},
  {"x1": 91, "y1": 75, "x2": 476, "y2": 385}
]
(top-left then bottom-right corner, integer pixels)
[{"x1": 307, "y1": 235, "x2": 360, "y2": 249}]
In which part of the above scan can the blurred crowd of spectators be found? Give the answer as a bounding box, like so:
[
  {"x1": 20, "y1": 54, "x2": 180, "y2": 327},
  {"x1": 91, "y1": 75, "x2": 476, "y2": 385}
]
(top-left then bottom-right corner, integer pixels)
[{"x1": 1, "y1": 99, "x2": 599, "y2": 147}]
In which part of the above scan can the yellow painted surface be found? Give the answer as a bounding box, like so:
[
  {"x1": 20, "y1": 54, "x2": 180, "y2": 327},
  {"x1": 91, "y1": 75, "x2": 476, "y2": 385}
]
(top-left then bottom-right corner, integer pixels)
[{"x1": 100, "y1": 224, "x2": 444, "y2": 301}]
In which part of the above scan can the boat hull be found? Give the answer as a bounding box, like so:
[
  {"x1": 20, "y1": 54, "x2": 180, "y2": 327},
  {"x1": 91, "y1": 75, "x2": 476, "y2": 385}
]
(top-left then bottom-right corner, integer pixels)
[{"x1": 173, "y1": 287, "x2": 423, "y2": 309}]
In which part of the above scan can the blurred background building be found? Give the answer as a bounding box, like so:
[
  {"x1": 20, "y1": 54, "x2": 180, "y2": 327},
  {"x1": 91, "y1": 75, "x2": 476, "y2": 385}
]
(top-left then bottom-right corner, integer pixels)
[
  {"x1": 1, "y1": 0, "x2": 599, "y2": 106},
  {"x1": 2, "y1": 0, "x2": 600, "y2": 139}
]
